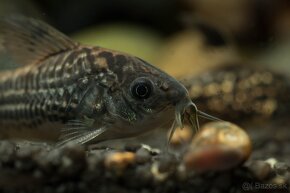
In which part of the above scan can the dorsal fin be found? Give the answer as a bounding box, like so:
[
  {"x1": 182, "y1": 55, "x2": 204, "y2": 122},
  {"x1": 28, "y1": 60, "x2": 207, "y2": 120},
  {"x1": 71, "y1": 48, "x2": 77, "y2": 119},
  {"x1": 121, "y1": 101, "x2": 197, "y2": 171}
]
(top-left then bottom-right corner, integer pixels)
[{"x1": 0, "y1": 15, "x2": 79, "y2": 65}]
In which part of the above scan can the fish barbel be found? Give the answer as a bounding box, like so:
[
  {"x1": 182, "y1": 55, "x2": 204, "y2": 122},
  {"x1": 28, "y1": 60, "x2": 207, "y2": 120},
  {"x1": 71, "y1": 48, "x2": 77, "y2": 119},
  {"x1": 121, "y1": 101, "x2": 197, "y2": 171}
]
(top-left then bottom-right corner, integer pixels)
[{"x1": 0, "y1": 16, "x2": 220, "y2": 147}]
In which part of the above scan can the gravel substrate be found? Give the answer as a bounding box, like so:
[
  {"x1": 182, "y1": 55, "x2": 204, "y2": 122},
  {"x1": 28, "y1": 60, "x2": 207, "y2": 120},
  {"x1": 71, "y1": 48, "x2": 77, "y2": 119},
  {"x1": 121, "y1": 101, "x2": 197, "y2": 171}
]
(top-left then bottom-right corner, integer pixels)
[
  {"x1": 0, "y1": 137, "x2": 288, "y2": 193},
  {"x1": 181, "y1": 65, "x2": 290, "y2": 122}
]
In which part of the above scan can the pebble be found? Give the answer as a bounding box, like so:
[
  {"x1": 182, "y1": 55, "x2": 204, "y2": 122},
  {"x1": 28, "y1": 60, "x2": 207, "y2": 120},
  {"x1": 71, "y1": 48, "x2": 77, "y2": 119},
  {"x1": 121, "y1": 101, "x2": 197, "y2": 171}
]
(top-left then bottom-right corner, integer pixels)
[
  {"x1": 104, "y1": 151, "x2": 136, "y2": 172},
  {"x1": 168, "y1": 125, "x2": 193, "y2": 149},
  {"x1": 274, "y1": 162, "x2": 290, "y2": 176},
  {"x1": 183, "y1": 121, "x2": 252, "y2": 173},
  {"x1": 156, "y1": 153, "x2": 177, "y2": 173},
  {"x1": 136, "y1": 148, "x2": 151, "y2": 164},
  {"x1": 247, "y1": 160, "x2": 272, "y2": 180}
]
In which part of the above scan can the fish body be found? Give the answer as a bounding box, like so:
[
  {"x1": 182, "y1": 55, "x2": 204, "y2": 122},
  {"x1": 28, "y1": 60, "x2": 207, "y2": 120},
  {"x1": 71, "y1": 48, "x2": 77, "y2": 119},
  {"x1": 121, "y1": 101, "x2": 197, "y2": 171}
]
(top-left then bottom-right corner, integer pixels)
[{"x1": 0, "y1": 16, "x2": 218, "y2": 147}]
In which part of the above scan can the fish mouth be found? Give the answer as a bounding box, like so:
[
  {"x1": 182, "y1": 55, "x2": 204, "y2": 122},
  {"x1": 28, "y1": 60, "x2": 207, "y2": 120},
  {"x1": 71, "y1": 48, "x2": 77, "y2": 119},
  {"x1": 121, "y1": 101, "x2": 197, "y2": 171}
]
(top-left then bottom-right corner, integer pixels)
[{"x1": 168, "y1": 100, "x2": 222, "y2": 144}]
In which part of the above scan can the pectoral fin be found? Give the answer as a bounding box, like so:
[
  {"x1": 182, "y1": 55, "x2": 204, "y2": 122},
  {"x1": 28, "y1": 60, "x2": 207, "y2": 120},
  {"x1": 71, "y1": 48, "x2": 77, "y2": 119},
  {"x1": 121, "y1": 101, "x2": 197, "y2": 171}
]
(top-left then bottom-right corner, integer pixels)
[{"x1": 56, "y1": 119, "x2": 107, "y2": 148}]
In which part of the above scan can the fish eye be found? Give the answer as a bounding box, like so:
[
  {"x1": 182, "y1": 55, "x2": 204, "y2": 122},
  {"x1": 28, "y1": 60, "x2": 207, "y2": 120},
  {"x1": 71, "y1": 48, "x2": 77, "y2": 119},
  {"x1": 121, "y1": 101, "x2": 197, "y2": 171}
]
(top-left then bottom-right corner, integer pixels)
[{"x1": 130, "y1": 78, "x2": 153, "y2": 100}]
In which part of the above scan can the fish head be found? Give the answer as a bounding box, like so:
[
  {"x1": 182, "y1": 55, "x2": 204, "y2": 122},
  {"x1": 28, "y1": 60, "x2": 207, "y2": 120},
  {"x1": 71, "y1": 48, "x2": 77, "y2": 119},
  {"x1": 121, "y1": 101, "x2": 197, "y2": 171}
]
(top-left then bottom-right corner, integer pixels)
[
  {"x1": 86, "y1": 49, "x2": 221, "y2": 143},
  {"x1": 99, "y1": 52, "x2": 196, "y2": 136}
]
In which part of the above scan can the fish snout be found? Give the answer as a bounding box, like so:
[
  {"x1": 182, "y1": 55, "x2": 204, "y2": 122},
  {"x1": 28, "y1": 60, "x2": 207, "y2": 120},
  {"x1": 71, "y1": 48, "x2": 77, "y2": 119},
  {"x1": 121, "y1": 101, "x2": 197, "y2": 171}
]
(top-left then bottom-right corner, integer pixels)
[{"x1": 163, "y1": 81, "x2": 189, "y2": 106}]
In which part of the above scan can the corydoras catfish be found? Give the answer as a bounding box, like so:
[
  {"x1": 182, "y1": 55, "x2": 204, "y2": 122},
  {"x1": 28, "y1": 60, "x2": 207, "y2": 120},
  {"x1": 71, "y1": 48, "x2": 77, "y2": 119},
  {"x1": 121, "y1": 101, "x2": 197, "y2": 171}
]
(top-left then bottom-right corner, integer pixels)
[{"x1": 0, "y1": 16, "x2": 219, "y2": 147}]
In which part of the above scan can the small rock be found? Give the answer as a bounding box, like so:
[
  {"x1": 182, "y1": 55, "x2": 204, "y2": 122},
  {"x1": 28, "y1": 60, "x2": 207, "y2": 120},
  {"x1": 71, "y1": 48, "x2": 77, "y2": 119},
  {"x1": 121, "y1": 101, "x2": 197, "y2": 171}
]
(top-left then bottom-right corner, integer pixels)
[
  {"x1": 156, "y1": 153, "x2": 177, "y2": 173},
  {"x1": 0, "y1": 141, "x2": 16, "y2": 162},
  {"x1": 150, "y1": 162, "x2": 169, "y2": 181},
  {"x1": 183, "y1": 121, "x2": 252, "y2": 173},
  {"x1": 269, "y1": 176, "x2": 288, "y2": 188},
  {"x1": 136, "y1": 148, "x2": 151, "y2": 164},
  {"x1": 274, "y1": 162, "x2": 290, "y2": 176},
  {"x1": 140, "y1": 144, "x2": 161, "y2": 155},
  {"x1": 168, "y1": 125, "x2": 193, "y2": 149},
  {"x1": 247, "y1": 160, "x2": 272, "y2": 180},
  {"x1": 104, "y1": 151, "x2": 136, "y2": 172}
]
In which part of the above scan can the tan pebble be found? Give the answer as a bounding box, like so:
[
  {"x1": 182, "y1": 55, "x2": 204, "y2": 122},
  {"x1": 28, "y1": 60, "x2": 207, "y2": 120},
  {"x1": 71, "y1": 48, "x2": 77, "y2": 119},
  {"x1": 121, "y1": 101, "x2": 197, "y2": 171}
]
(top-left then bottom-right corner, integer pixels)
[
  {"x1": 168, "y1": 125, "x2": 193, "y2": 148},
  {"x1": 183, "y1": 121, "x2": 252, "y2": 173},
  {"x1": 104, "y1": 152, "x2": 136, "y2": 171},
  {"x1": 270, "y1": 176, "x2": 288, "y2": 186},
  {"x1": 151, "y1": 163, "x2": 169, "y2": 181}
]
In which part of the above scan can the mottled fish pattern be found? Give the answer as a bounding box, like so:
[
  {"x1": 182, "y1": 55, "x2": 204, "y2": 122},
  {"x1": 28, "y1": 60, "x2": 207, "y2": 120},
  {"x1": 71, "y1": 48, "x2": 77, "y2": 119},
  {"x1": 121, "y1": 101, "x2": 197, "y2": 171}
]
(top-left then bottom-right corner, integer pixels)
[{"x1": 0, "y1": 16, "x2": 219, "y2": 147}]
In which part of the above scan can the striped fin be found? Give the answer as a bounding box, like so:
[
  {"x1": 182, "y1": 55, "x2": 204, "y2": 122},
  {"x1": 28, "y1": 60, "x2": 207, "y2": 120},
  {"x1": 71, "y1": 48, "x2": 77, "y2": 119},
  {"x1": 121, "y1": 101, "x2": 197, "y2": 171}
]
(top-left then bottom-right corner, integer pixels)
[
  {"x1": 0, "y1": 15, "x2": 79, "y2": 66},
  {"x1": 56, "y1": 127, "x2": 107, "y2": 148},
  {"x1": 55, "y1": 118, "x2": 106, "y2": 148}
]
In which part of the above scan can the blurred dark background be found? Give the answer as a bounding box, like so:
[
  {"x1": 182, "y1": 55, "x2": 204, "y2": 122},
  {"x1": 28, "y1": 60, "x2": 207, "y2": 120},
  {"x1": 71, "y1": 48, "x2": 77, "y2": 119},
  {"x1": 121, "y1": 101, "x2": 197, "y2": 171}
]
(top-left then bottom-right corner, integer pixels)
[
  {"x1": 32, "y1": 0, "x2": 182, "y2": 35},
  {"x1": 1, "y1": 0, "x2": 290, "y2": 76}
]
